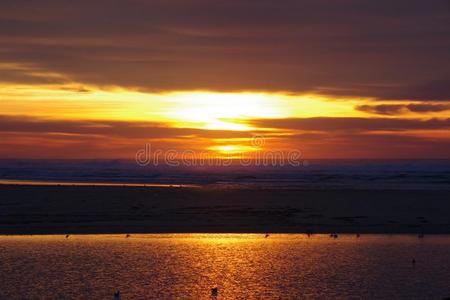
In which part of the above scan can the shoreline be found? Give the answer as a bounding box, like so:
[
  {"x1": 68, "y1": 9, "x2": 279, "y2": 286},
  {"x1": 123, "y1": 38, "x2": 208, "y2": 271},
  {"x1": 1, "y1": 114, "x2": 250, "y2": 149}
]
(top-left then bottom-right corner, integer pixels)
[
  {"x1": 0, "y1": 179, "x2": 199, "y2": 188},
  {"x1": 1, "y1": 184, "x2": 450, "y2": 235}
]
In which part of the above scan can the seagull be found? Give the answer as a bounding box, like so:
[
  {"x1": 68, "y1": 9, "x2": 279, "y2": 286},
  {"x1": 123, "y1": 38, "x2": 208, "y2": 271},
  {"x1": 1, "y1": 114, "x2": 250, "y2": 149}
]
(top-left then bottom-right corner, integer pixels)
[
  {"x1": 65, "y1": 234, "x2": 70, "y2": 239},
  {"x1": 265, "y1": 234, "x2": 270, "y2": 238}
]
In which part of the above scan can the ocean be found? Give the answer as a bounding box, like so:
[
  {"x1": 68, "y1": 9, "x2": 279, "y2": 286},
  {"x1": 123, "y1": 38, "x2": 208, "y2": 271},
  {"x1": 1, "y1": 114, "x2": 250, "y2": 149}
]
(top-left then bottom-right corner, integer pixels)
[{"x1": 0, "y1": 159, "x2": 449, "y2": 190}]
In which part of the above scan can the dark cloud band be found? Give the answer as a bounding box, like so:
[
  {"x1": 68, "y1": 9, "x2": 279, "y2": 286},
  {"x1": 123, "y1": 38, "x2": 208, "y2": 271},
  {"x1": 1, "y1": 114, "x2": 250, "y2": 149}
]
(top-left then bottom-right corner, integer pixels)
[
  {"x1": 0, "y1": 0, "x2": 449, "y2": 100},
  {"x1": 356, "y1": 103, "x2": 450, "y2": 115}
]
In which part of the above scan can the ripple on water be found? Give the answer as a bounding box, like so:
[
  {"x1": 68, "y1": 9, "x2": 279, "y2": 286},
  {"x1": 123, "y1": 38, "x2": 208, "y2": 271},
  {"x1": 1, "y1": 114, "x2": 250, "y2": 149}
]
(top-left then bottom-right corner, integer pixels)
[{"x1": 0, "y1": 234, "x2": 450, "y2": 299}]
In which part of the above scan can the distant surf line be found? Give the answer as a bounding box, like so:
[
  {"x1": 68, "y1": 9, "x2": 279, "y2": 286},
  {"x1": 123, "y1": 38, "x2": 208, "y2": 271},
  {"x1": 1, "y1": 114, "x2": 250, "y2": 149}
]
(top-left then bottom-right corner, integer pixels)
[{"x1": 0, "y1": 179, "x2": 200, "y2": 188}]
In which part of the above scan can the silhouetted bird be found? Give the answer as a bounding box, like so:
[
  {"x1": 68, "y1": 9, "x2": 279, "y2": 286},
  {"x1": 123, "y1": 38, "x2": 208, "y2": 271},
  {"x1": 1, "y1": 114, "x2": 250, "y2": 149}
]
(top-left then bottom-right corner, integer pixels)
[
  {"x1": 65, "y1": 234, "x2": 70, "y2": 239},
  {"x1": 265, "y1": 234, "x2": 270, "y2": 238},
  {"x1": 211, "y1": 287, "x2": 218, "y2": 297},
  {"x1": 114, "y1": 290, "x2": 120, "y2": 300},
  {"x1": 126, "y1": 234, "x2": 130, "y2": 238}
]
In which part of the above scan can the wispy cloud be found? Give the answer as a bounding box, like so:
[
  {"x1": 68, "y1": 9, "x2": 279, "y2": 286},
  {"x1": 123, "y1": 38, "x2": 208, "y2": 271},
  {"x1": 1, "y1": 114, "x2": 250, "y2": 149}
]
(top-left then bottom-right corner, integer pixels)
[
  {"x1": 355, "y1": 103, "x2": 450, "y2": 115},
  {"x1": 251, "y1": 117, "x2": 450, "y2": 131}
]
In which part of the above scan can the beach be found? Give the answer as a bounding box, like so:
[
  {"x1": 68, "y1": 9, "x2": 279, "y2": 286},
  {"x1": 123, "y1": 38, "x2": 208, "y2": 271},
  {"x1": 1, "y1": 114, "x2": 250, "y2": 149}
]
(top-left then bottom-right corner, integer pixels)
[{"x1": 1, "y1": 184, "x2": 449, "y2": 234}]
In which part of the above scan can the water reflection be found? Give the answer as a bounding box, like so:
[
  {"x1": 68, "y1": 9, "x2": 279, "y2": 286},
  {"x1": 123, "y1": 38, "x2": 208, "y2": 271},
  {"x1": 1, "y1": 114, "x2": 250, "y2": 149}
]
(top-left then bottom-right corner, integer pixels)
[{"x1": 0, "y1": 234, "x2": 450, "y2": 299}]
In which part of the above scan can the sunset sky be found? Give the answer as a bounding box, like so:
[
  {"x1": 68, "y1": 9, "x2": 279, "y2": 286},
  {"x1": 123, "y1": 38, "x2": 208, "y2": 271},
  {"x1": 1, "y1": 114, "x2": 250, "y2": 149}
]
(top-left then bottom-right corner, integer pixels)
[{"x1": 0, "y1": 0, "x2": 449, "y2": 159}]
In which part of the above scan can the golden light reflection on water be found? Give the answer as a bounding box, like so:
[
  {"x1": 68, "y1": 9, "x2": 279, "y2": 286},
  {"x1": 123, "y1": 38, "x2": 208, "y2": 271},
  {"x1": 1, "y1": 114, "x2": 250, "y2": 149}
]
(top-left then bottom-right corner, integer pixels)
[{"x1": 1, "y1": 234, "x2": 450, "y2": 299}]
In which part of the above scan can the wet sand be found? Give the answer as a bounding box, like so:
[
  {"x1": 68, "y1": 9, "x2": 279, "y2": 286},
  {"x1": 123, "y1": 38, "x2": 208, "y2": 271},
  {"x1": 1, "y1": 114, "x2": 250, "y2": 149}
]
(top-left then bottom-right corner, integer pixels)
[{"x1": 0, "y1": 185, "x2": 449, "y2": 234}]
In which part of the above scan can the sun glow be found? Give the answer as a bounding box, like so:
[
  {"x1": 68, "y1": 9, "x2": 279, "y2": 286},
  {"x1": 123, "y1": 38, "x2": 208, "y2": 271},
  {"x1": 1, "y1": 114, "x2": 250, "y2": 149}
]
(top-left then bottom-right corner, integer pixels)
[
  {"x1": 1, "y1": 82, "x2": 448, "y2": 159},
  {"x1": 208, "y1": 144, "x2": 257, "y2": 154},
  {"x1": 0, "y1": 86, "x2": 374, "y2": 156},
  {"x1": 161, "y1": 92, "x2": 286, "y2": 130},
  {"x1": 158, "y1": 91, "x2": 365, "y2": 131},
  {"x1": 0, "y1": 85, "x2": 362, "y2": 132}
]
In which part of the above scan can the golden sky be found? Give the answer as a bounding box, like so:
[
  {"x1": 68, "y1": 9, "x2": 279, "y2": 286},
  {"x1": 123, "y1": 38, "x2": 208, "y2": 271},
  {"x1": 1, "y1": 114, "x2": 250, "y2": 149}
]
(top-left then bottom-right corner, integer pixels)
[
  {"x1": 1, "y1": 79, "x2": 449, "y2": 159},
  {"x1": 0, "y1": 1, "x2": 449, "y2": 159}
]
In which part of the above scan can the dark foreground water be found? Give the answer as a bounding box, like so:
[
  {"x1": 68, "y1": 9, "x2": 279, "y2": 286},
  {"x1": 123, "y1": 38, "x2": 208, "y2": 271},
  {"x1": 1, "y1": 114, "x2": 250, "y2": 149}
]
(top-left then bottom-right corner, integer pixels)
[{"x1": 0, "y1": 234, "x2": 450, "y2": 299}]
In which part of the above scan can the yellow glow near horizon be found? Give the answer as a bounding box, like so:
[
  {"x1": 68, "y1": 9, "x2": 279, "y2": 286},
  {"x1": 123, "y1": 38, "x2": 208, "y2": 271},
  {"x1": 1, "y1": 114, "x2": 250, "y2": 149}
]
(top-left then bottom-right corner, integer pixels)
[
  {"x1": 1, "y1": 82, "x2": 449, "y2": 159},
  {"x1": 0, "y1": 84, "x2": 172, "y2": 123},
  {"x1": 161, "y1": 92, "x2": 287, "y2": 130},
  {"x1": 208, "y1": 144, "x2": 258, "y2": 154},
  {"x1": 0, "y1": 84, "x2": 365, "y2": 131}
]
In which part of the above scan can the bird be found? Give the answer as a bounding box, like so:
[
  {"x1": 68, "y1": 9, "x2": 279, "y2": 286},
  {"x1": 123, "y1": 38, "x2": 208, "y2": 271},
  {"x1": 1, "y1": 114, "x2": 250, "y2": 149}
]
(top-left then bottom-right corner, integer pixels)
[
  {"x1": 356, "y1": 233, "x2": 360, "y2": 238},
  {"x1": 114, "y1": 290, "x2": 121, "y2": 300},
  {"x1": 126, "y1": 234, "x2": 130, "y2": 238},
  {"x1": 211, "y1": 287, "x2": 218, "y2": 297},
  {"x1": 265, "y1": 234, "x2": 270, "y2": 238},
  {"x1": 65, "y1": 234, "x2": 70, "y2": 239}
]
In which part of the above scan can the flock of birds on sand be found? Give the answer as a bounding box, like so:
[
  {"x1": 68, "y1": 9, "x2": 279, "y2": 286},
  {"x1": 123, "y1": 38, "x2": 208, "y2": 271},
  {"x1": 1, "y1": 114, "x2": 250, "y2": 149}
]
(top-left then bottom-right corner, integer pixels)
[{"x1": 61, "y1": 232, "x2": 425, "y2": 299}]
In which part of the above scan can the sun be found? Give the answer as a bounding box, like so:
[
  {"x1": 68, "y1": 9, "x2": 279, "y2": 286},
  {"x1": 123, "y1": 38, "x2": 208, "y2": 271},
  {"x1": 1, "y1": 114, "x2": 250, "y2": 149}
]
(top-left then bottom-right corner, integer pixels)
[
  {"x1": 161, "y1": 91, "x2": 286, "y2": 131},
  {"x1": 208, "y1": 144, "x2": 257, "y2": 154}
]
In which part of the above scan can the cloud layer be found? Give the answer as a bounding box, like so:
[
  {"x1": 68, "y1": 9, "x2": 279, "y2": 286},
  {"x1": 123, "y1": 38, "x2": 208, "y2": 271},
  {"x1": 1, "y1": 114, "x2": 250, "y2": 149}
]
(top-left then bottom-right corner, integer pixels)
[
  {"x1": 0, "y1": 0, "x2": 449, "y2": 99},
  {"x1": 1, "y1": 115, "x2": 449, "y2": 159},
  {"x1": 251, "y1": 117, "x2": 450, "y2": 131},
  {"x1": 355, "y1": 103, "x2": 450, "y2": 115}
]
